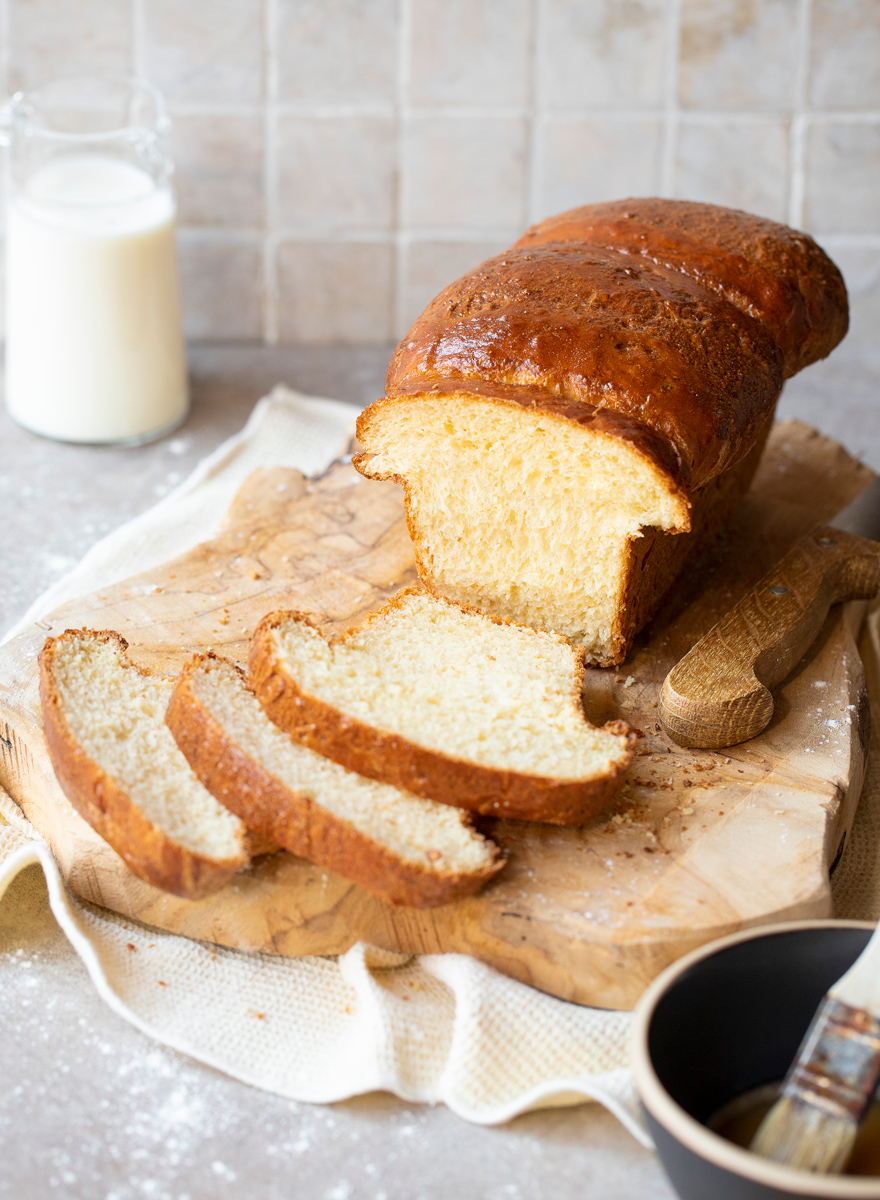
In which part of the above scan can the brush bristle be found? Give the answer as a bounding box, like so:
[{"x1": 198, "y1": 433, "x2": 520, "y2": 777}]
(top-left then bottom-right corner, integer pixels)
[{"x1": 750, "y1": 1096, "x2": 857, "y2": 1173}]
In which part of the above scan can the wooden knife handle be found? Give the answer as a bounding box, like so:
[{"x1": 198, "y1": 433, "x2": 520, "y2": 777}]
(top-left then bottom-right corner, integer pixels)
[{"x1": 659, "y1": 526, "x2": 880, "y2": 749}]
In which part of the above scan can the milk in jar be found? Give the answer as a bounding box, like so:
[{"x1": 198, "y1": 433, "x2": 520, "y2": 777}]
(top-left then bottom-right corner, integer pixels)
[{"x1": 3, "y1": 77, "x2": 188, "y2": 444}]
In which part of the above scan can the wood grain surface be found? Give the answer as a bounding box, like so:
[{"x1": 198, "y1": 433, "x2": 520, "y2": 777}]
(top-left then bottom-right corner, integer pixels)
[
  {"x1": 0, "y1": 419, "x2": 874, "y2": 1010},
  {"x1": 660, "y1": 525, "x2": 880, "y2": 747}
]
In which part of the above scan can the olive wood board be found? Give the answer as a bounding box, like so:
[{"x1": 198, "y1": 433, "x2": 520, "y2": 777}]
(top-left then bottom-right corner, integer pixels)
[{"x1": 0, "y1": 419, "x2": 873, "y2": 1010}]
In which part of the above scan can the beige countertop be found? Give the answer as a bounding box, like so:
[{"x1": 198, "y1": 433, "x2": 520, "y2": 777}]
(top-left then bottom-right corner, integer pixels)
[{"x1": 1, "y1": 342, "x2": 877, "y2": 1199}]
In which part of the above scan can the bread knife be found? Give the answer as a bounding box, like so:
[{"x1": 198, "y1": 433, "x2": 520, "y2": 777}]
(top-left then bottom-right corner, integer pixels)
[{"x1": 659, "y1": 475, "x2": 880, "y2": 748}]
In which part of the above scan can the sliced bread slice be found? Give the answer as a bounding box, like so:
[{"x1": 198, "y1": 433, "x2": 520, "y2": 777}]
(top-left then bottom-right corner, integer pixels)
[
  {"x1": 248, "y1": 588, "x2": 636, "y2": 825},
  {"x1": 39, "y1": 629, "x2": 249, "y2": 899},
  {"x1": 166, "y1": 652, "x2": 503, "y2": 907}
]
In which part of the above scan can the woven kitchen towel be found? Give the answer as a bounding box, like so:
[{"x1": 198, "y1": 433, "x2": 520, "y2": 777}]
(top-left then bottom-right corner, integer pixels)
[
  {"x1": 0, "y1": 386, "x2": 649, "y2": 1144},
  {"x1": 5, "y1": 387, "x2": 360, "y2": 643}
]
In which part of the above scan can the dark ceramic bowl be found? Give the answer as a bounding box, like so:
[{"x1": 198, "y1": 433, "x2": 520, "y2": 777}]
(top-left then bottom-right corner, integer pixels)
[{"x1": 631, "y1": 920, "x2": 880, "y2": 1200}]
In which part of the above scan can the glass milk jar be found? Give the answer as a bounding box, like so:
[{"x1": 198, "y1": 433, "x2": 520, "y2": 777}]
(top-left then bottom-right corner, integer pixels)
[{"x1": 2, "y1": 76, "x2": 188, "y2": 444}]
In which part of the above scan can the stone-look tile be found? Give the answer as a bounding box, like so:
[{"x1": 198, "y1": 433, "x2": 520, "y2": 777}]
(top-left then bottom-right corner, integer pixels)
[
  {"x1": 276, "y1": 116, "x2": 396, "y2": 233},
  {"x1": 8, "y1": 0, "x2": 132, "y2": 92},
  {"x1": 402, "y1": 116, "x2": 528, "y2": 231},
  {"x1": 678, "y1": 0, "x2": 799, "y2": 110},
  {"x1": 540, "y1": 0, "x2": 668, "y2": 110},
  {"x1": 810, "y1": 0, "x2": 880, "y2": 110},
  {"x1": 277, "y1": 240, "x2": 395, "y2": 343},
  {"x1": 409, "y1": 0, "x2": 531, "y2": 107},
  {"x1": 276, "y1": 0, "x2": 397, "y2": 105},
  {"x1": 673, "y1": 119, "x2": 789, "y2": 221},
  {"x1": 398, "y1": 239, "x2": 508, "y2": 335},
  {"x1": 177, "y1": 238, "x2": 264, "y2": 339},
  {"x1": 804, "y1": 122, "x2": 880, "y2": 234},
  {"x1": 537, "y1": 119, "x2": 663, "y2": 218},
  {"x1": 819, "y1": 242, "x2": 880, "y2": 356},
  {"x1": 172, "y1": 115, "x2": 264, "y2": 229},
  {"x1": 142, "y1": 0, "x2": 264, "y2": 106},
  {"x1": 0, "y1": 238, "x2": 5, "y2": 340}
]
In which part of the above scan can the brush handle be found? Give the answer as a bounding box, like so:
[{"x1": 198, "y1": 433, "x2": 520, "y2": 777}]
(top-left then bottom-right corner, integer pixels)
[
  {"x1": 659, "y1": 527, "x2": 880, "y2": 749},
  {"x1": 830, "y1": 921, "x2": 880, "y2": 1013}
]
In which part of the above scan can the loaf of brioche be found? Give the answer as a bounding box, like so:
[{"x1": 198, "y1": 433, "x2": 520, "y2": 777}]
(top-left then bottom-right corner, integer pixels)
[
  {"x1": 248, "y1": 588, "x2": 636, "y2": 825},
  {"x1": 39, "y1": 630, "x2": 250, "y2": 899},
  {"x1": 167, "y1": 652, "x2": 503, "y2": 907},
  {"x1": 353, "y1": 199, "x2": 849, "y2": 664}
]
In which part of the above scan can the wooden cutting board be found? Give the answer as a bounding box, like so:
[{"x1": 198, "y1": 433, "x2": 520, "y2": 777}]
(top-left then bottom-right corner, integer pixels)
[{"x1": 0, "y1": 419, "x2": 873, "y2": 1010}]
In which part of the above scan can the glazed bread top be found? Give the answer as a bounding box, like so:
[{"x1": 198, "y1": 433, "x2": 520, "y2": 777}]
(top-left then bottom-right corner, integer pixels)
[
  {"x1": 515, "y1": 199, "x2": 848, "y2": 377},
  {"x1": 383, "y1": 199, "x2": 848, "y2": 493}
]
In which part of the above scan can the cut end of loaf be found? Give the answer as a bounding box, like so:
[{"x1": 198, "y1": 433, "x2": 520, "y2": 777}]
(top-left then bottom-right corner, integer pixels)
[
  {"x1": 169, "y1": 652, "x2": 503, "y2": 907},
  {"x1": 249, "y1": 589, "x2": 636, "y2": 823},
  {"x1": 39, "y1": 629, "x2": 248, "y2": 899},
  {"x1": 355, "y1": 393, "x2": 690, "y2": 663}
]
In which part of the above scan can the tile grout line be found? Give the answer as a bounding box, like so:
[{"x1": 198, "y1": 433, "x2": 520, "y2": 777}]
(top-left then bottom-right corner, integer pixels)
[
  {"x1": 789, "y1": 0, "x2": 812, "y2": 228},
  {"x1": 525, "y1": 0, "x2": 543, "y2": 225},
  {"x1": 131, "y1": 0, "x2": 145, "y2": 77},
  {"x1": 179, "y1": 227, "x2": 530, "y2": 244},
  {"x1": 160, "y1": 100, "x2": 880, "y2": 123},
  {"x1": 816, "y1": 232, "x2": 880, "y2": 247},
  {"x1": 659, "y1": 0, "x2": 683, "y2": 197},
  {"x1": 175, "y1": 225, "x2": 880, "y2": 247},
  {"x1": 263, "y1": 0, "x2": 279, "y2": 344},
  {"x1": 392, "y1": 0, "x2": 411, "y2": 340},
  {"x1": 0, "y1": 0, "x2": 11, "y2": 97}
]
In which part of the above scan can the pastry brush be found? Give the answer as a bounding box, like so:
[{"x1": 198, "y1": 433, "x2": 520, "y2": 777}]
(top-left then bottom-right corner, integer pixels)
[{"x1": 749, "y1": 920, "x2": 880, "y2": 1173}]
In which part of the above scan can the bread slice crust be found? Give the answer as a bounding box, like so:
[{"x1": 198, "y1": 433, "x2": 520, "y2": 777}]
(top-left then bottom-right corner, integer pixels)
[
  {"x1": 39, "y1": 629, "x2": 249, "y2": 900},
  {"x1": 166, "y1": 653, "x2": 504, "y2": 907},
  {"x1": 605, "y1": 411, "x2": 774, "y2": 665},
  {"x1": 247, "y1": 592, "x2": 637, "y2": 825}
]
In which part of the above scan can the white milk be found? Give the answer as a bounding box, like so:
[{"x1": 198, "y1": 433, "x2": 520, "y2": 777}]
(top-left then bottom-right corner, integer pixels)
[{"x1": 5, "y1": 154, "x2": 188, "y2": 443}]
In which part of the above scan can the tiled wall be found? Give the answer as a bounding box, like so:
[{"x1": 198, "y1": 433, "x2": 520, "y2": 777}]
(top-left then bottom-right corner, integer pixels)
[{"x1": 1, "y1": 0, "x2": 879, "y2": 349}]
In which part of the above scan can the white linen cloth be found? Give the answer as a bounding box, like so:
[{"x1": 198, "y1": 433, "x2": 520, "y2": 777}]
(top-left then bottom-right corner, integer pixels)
[{"x1": 1, "y1": 387, "x2": 877, "y2": 1146}]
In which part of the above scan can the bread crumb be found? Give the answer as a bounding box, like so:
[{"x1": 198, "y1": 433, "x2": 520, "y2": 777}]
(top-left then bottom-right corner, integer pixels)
[{"x1": 623, "y1": 676, "x2": 635, "y2": 688}]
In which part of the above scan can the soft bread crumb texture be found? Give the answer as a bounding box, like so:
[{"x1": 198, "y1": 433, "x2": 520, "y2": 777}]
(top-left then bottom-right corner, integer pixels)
[
  {"x1": 357, "y1": 395, "x2": 689, "y2": 659},
  {"x1": 273, "y1": 590, "x2": 631, "y2": 781},
  {"x1": 50, "y1": 633, "x2": 244, "y2": 860},
  {"x1": 190, "y1": 655, "x2": 496, "y2": 875}
]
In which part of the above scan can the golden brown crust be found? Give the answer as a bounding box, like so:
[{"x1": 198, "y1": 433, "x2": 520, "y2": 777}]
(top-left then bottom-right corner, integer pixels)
[
  {"x1": 596, "y1": 412, "x2": 775, "y2": 666},
  {"x1": 38, "y1": 629, "x2": 248, "y2": 901},
  {"x1": 247, "y1": 605, "x2": 638, "y2": 826},
  {"x1": 515, "y1": 198, "x2": 848, "y2": 377},
  {"x1": 379, "y1": 199, "x2": 847, "y2": 492},
  {"x1": 353, "y1": 200, "x2": 848, "y2": 664},
  {"x1": 383, "y1": 241, "x2": 784, "y2": 491},
  {"x1": 166, "y1": 653, "x2": 505, "y2": 908}
]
